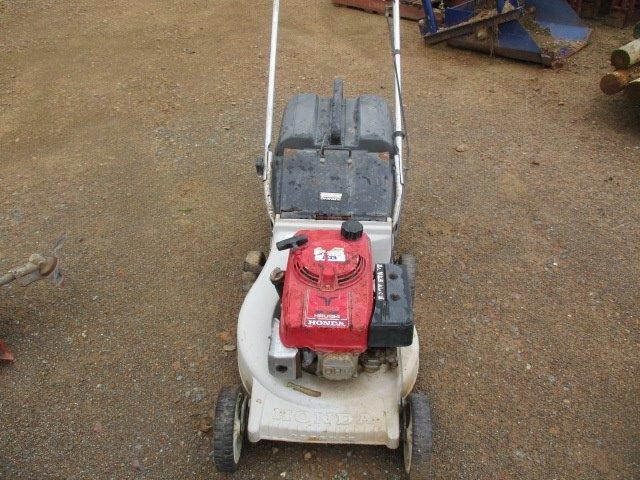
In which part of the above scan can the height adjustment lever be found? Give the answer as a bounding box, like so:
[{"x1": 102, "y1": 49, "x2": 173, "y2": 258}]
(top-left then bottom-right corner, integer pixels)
[{"x1": 276, "y1": 235, "x2": 308, "y2": 251}]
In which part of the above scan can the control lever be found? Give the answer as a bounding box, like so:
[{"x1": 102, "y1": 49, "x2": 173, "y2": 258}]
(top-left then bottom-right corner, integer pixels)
[{"x1": 276, "y1": 235, "x2": 308, "y2": 251}]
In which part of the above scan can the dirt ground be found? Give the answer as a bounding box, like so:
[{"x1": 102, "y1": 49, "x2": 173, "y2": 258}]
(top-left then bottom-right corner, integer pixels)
[{"x1": 1, "y1": 1, "x2": 638, "y2": 479}]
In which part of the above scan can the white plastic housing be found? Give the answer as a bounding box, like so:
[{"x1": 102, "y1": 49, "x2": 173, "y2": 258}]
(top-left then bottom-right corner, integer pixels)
[{"x1": 237, "y1": 218, "x2": 419, "y2": 448}]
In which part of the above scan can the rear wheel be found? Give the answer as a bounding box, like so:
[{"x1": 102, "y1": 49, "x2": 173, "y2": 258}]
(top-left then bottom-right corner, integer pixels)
[
  {"x1": 402, "y1": 392, "x2": 433, "y2": 479},
  {"x1": 212, "y1": 386, "x2": 248, "y2": 472}
]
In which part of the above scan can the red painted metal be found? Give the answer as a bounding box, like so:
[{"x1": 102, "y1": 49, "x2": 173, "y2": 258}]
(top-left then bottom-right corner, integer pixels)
[
  {"x1": 567, "y1": 0, "x2": 584, "y2": 15},
  {"x1": 332, "y1": 0, "x2": 425, "y2": 20},
  {"x1": 606, "y1": 0, "x2": 640, "y2": 25},
  {"x1": 279, "y1": 229, "x2": 374, "y2": 353},
  {"x1": 0, "y1": 340, "x2": 15, "y2": 363}
]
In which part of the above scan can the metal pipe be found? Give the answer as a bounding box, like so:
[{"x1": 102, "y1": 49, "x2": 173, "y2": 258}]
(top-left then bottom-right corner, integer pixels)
[
  {"x1": 261, "y1": 0, "x2": 404, "y2": 226},
  {"x1": 421, "y1": 0, "x2": 439, "y2": 34},
  {"x1": 392, "y1": 0, "x2": 403, "y2": 180},
  {"x1": 263, "y1": 0, "x2": 281, "y2": 222},
  {"x1": 392, "y1": 0, "x2": 405, "y2": 229},
  {"x1": 263, "y1": 0, "x2": 280, "y2": 173}
]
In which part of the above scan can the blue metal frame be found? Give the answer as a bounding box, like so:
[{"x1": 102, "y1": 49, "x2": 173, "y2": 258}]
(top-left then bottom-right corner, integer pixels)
[
  {"x1": 420, "y1": 0, "x2": 592, "y2": 65},
  {"x1": 420, "y1": 0, "x2": 523, "y2": 38},
  {"x1": 421, "y1": 0, "x2": 438, "y2": 34},
  {"x1": 420, "y1": 0, "x2": 523, "y2": 43},
  {"x1": 444, "y1": 0, "x2": 475, "y2": 27}
]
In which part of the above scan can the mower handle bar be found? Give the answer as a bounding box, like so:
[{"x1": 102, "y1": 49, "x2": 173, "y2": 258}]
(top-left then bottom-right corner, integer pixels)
[{"x1": 261, "y1": 0, "x2": 405, "y2": 229}]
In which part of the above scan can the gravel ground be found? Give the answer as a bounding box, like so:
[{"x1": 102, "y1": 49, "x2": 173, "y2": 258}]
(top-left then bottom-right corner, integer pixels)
[{"x1": 0, "y1": 1, "x2": 638, "y2": 479}]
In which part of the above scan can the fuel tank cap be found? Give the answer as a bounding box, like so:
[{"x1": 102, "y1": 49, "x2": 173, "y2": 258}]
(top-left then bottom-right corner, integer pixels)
[{"x1": 341, "y1": 220, "x2": 363, "y2": 240}]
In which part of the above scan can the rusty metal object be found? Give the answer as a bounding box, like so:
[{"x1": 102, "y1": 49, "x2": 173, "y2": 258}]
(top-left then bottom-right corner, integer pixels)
[
  {"x1": 332, "y1": 0, "x2": 424, "y2": 20},
  {"x1": 286, "y1": 382, "x2": 322, "y2": 397},
  {"x1": 426, "y1": 8, "x2": 523, "y2": 45},
  {"x1": 270, "y1": 267, "x2": 285, "y2": 298},
  {"x1": 0, "y1": 254, "x2": 59, "y2": 287},
  {"x1": 0, "y1": 340, "x2": 15, "y2": 363},
  {"x1": 604, "y1": 0, "x2": 639, "y2": 28},
  {"x1": 1, "y1": 236, "x2": 66, "y2": 363}
]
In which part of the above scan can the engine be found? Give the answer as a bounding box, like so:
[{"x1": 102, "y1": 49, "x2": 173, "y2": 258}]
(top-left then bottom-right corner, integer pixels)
[{"x1": 268, "y1": 221, "x2": 414, "y2": 381}]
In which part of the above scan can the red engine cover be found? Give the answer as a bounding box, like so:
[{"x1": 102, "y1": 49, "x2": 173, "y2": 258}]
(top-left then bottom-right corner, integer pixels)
[{"x1": 279, "y1": 229, "x2": 374, "y2": 353}]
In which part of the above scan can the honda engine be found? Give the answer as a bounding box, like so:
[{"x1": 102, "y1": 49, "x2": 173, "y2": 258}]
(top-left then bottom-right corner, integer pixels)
[{"x1": 268, "y1": 220, "x2": 414, "y2": 381}]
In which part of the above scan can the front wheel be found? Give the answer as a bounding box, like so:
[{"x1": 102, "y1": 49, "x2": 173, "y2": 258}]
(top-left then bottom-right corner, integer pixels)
[
  {"x1": 402, "y1": 392, "x2": 433, "y2": 479},
  {"x1": 212, "y1": 386, "x2": 248, "y2": 472}
]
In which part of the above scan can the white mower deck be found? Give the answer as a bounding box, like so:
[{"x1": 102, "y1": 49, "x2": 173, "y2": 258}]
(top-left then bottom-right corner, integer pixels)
[{"x1": 238, "y1": 219, "x2": 419, "y2": 447}]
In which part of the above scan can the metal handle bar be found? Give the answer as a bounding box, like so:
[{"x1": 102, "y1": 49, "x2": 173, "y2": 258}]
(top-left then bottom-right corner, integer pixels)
[{"x1": 261, "y1": 0, "x2": 405, "y2": 227}]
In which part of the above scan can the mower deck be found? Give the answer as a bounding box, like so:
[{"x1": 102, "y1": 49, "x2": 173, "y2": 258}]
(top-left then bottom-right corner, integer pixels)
[
  {"x1": 246, "y1": 355, "x2": 417, "y2": 447},
  {"x1": 237, "y1": 219, "x2": 419, "y2": 447}
]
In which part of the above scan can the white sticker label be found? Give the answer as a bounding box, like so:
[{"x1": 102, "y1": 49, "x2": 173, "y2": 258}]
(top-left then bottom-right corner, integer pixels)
[
  {"x1": 320, "y1": 192, "x2": 343, "y2": 201},
  {"x1": 327, "y1": 247, "x2": 346, "y2": 262},
  {"x1": 313, "y1": 246, "x2": 346, "y2": 262}
]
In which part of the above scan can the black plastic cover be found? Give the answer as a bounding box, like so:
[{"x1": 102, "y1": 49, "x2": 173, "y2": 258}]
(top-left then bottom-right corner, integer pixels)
[
  {"x1": 275, "y1": 92, "x2": 395, "y2": 155},
  {"x1": 368, "y1": 263, "x2": 414, "y2": 348},
  {"x1": 273, "y1": 149, "x2": 393, "y2": 221},
  {"x1": 271, "y1": 81, "x2": 396, "y2": 221}
]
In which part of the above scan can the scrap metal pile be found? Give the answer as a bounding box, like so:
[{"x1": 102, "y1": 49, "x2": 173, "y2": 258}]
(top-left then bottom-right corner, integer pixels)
[
  {"x1": 570, "y1": 0, "x2": 639, "y2": 27},
  {"x1": 418, "y1": 0, "x2": 592, "y2": 66},
  {"x1": 599, "y1": 25, "x2": 640, "y2": 105},
  {"x1": 334, "y1": 0, "x2": 592, "y2": 67}
]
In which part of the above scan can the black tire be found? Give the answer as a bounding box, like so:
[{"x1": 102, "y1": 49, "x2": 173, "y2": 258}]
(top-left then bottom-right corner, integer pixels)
[
  {"x1": 212, "y1": 386, "x2": 248, "y2": 472},
  {"x1": 402, "y1": 392, "x2": 433, "y2": 479},
  {"x1": 400, "y1": 254, "x2": 417, "y2": 299}
]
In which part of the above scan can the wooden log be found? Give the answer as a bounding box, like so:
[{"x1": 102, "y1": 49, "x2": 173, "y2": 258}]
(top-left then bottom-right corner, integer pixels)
[
  {"x1": 623, "y1": 78, "x2": 640, "y2": 105},
  {"x1": 611, "y1": 39, "x2": 640, "y2": 69},
  {"x1": 600, "y1": 69, "x2": 631, "y2": 94}
]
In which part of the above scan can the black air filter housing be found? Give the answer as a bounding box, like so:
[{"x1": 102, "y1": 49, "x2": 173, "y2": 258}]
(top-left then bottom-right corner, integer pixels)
[{"x1": 368, "y1": 263, "x2": 414, "y2": 348}]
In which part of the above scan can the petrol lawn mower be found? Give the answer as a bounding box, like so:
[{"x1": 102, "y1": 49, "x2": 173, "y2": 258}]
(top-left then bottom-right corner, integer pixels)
[{"x1": 212, "y1": 1, "x2": 432, "y2": 477}]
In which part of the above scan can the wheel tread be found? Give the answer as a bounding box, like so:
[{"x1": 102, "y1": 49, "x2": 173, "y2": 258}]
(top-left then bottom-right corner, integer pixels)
[
  {"x1": 406, "y1": 392, "x2": 433, "y2": 479},
  {"x1": 213, "y1": 385, "x2": 244, "y2": 472}
]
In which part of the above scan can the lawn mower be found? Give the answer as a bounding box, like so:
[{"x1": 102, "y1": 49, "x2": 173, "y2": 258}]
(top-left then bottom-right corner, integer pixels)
[{"x1": 212, "y1": 1, "x2": 432, "y2": 477}]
